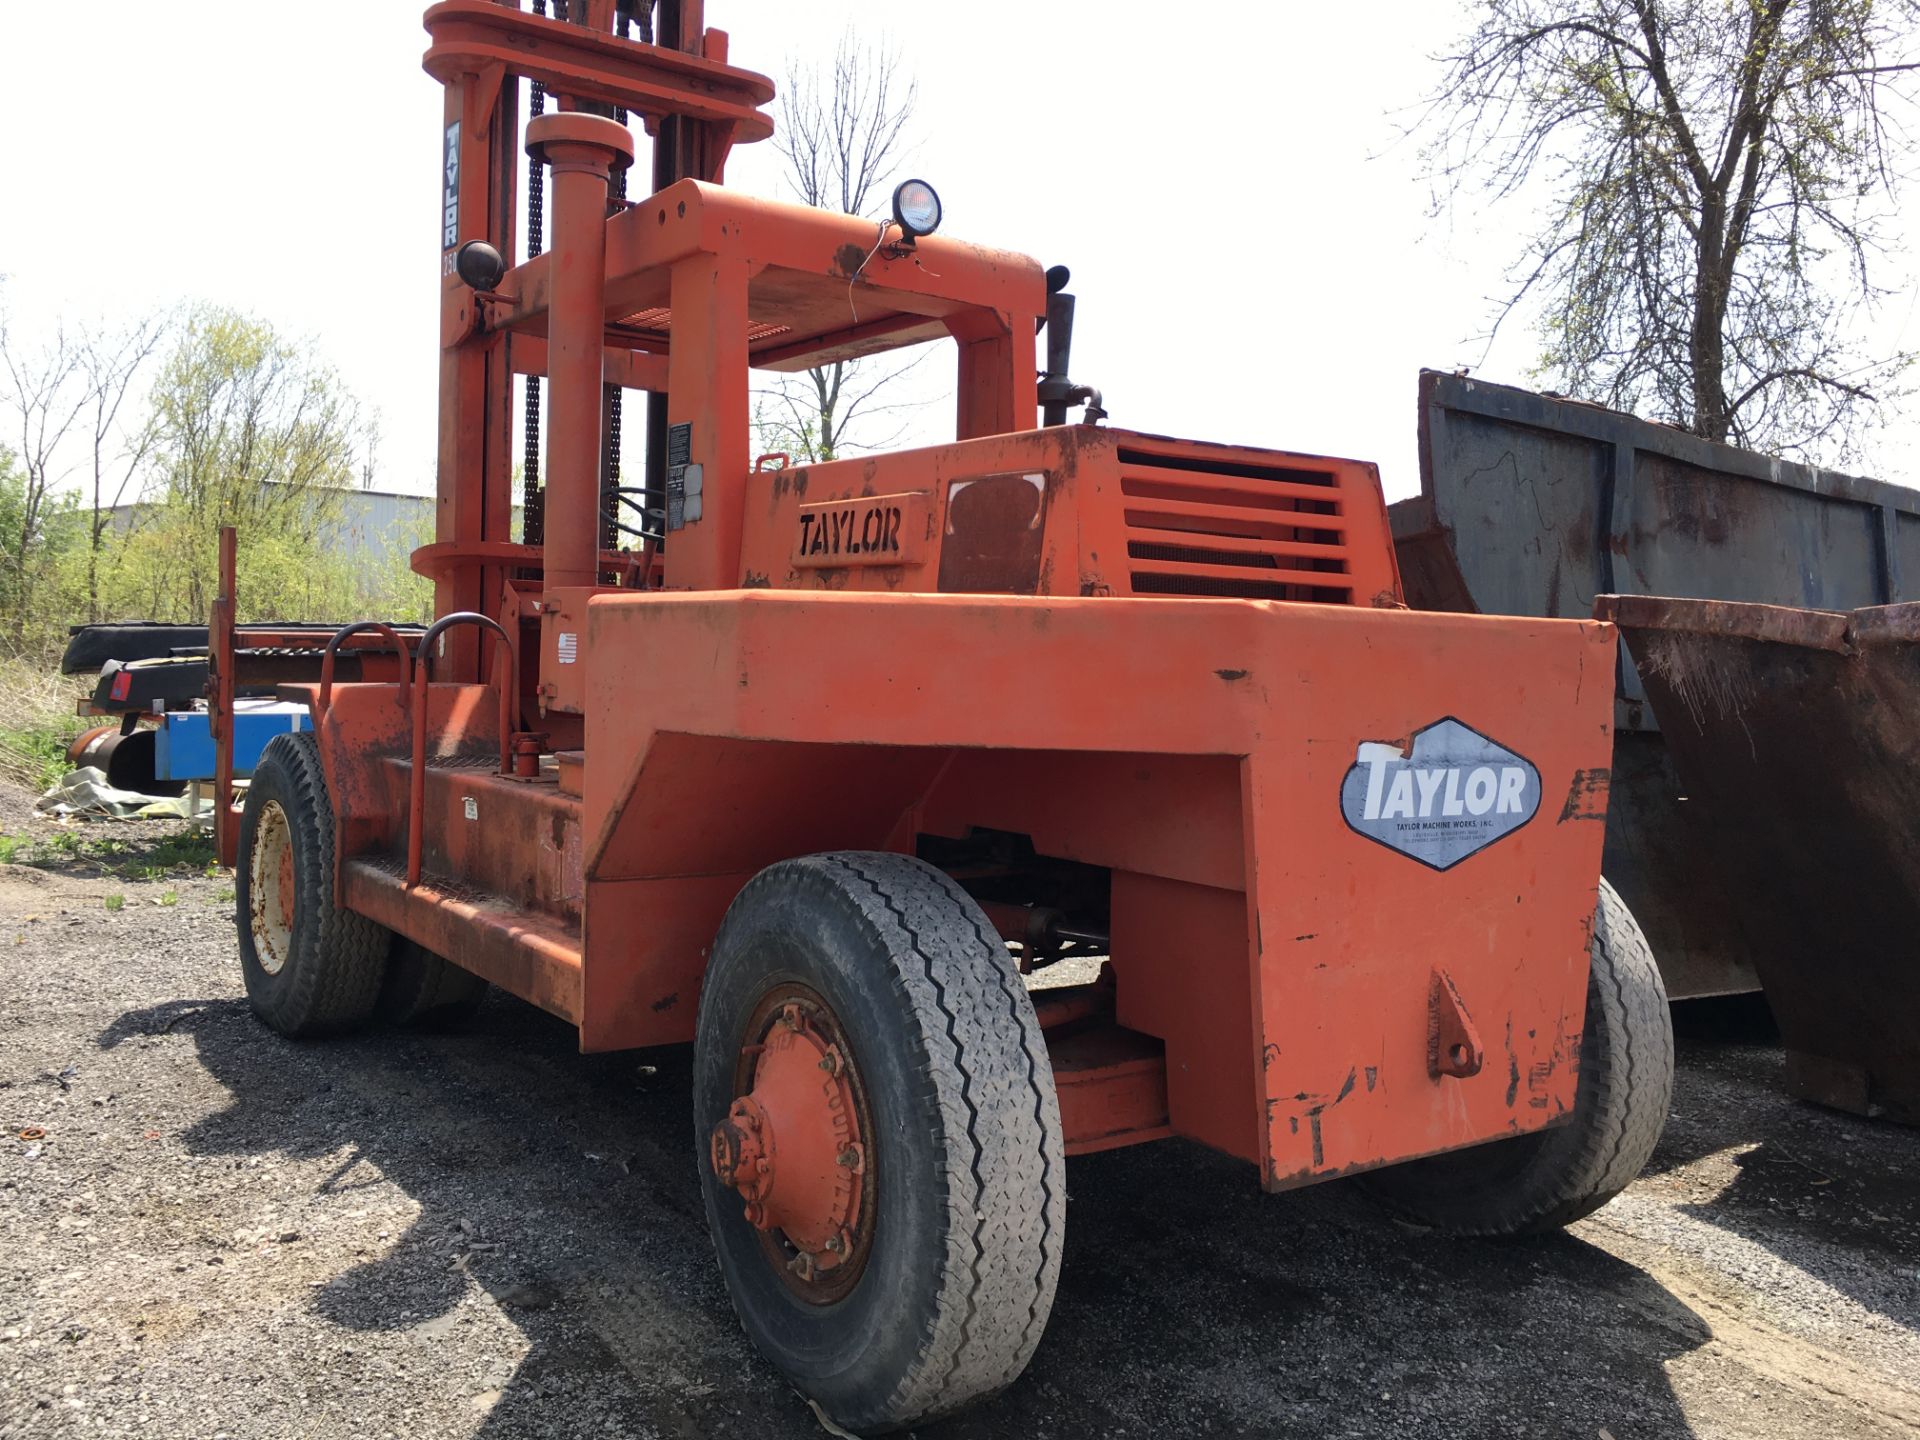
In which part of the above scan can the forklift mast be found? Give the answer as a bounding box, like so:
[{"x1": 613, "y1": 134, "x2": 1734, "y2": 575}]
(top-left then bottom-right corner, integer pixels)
[
  {"x1": 424, "y1": 0, "x2": 1052, "y2": 737},
  {"x1": 426, "y1": 0, "x2": 762, "y2": 682}
]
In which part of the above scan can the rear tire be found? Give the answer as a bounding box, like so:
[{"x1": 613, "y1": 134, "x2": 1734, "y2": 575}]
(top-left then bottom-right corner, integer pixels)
[
  {"x1": 378, "y1": 938, "x2": 488, "y2": 1026},
  {"x1": 694, "y1": 852, "x2": 1064, "y2": 1434},
  {"x1": 1359, "y1": 879, "x2": 1673, "y2": 1235},
  {"x1": 236, "y1": 732, "x2": 392, "y2": 1037}
]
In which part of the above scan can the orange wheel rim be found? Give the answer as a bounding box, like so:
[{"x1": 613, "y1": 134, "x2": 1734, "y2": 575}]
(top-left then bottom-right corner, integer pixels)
[{"x1": 709, "y1": 984, "x2": 875, "y2": 1303}]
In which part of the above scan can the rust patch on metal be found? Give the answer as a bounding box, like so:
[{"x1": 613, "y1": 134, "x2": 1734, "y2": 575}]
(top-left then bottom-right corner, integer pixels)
[
  {"x1": 1505, "y1": 1015, "x2": 1521, "y2": 1107},
  {"x1": 1558, "y1": 766, "x2": 1611, "y2": 822},
  {"x1": 830, "y1": 242, "x2": 868, "y2": 279},
  {"x1": 1527, "y1": 1058, "x2": 1558, "y2": 1108},
  {"x1": 937, "y1": 471, "x2": 1047, "y2": 595}
]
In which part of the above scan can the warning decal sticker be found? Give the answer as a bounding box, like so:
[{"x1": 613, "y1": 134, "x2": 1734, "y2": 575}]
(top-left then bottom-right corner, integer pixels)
[{"x1": 1339, "y1": 717, "x2": 1541, "y2": 870}]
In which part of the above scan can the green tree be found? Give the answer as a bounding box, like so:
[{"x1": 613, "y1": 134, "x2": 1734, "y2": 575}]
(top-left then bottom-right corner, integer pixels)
[
  {"x1": 0, "y1": 301, "x2": 423, "y2": 649},
  {"x1": 1426, "y1": 0, "x2": 1920, "y2": 457},
  {"x1": 358, "y1": 506, "x2": 434, "y2": 624},
  {"x1": 0, "y1": 304, "x2": 88, "y2": 641},
  {"x1": 139, "y1": 307, "x2": 367, "y2": 620},
  {"x1": 0, "y1": 444, "x2": 88, "y2": 652},
  {"x1": 0, "y1": 446, "x2": 23, "y2": 615},
  {"x1": 78, "y1": 313, "x2": 170, "y2": 622}
]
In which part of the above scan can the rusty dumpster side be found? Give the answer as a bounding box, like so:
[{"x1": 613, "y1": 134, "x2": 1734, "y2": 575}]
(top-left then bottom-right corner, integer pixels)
[{"x1": 1598, "y1": 594, "x2": 1920, "y2": 1123}]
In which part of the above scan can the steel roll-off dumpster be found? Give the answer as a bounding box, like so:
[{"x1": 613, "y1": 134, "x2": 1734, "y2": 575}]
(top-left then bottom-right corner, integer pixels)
[
  {"x1": 1391, "y1": 370, "x2": 1920, "y2": 1003},
  {"x1": 1597, "y1": 594, "x2": 1920, "y2": 1123},
  {"x1": 209, "y1": 5, "x2": 1676, "y2": 1429}
]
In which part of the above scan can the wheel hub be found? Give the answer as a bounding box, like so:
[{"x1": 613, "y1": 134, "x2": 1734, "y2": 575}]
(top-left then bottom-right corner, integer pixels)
[
  {"x1": 248, "y1": 799, "x2": 295, "y2": 976},
  {"x1": 710, "y1": 996, "x2": 869, "y2": 1295}
]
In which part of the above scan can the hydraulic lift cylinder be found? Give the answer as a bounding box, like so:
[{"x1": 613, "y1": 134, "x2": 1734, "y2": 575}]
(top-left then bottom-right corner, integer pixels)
[{"x1": 525, "y1": 112, "x2": 636, "y2": 592}]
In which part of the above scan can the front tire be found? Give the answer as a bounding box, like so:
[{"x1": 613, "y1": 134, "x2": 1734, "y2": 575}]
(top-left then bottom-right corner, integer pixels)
[
  {"x1": 236, "y1": 732, "x2": 392, "y2": 1037},
  {"x1": 1359, "y1": 878, "x2": 1674, "y2": 1235},
  {"x1": 694, "y1": 852, "x2": 1064, "y2": 1434}
]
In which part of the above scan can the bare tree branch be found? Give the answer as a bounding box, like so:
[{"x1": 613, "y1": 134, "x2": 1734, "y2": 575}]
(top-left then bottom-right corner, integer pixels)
[
  {"x1": 78, "y1": 311, "x2": 171, "y2": 621},
  {"x1": 1425, "y1": 0, "x2": 1920, "y2": 460},
  {"x1": 0, "y1": 297, "x2": 89, "y2": 639},
  {"x1": 762, "y1": 29, "x2": 929, "y2": 463}
]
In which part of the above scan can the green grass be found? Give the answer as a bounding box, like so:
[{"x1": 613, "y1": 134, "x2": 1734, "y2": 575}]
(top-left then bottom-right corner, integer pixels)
[
  {"x1": 117, "y1": 831, "x2": 219, "y2": 880},
  {"x1": 0, "y1": 656, "x2": 86, "y2": 793},
  {"x1": 0, "y1": 657, "x2": 226, "y2": 883},
  {"x1": 2, "y1": 725, "x2": 78, "y2": 792},
  {"x1": 104, "y1": 893, "x2": 124, "y2": 912},
  {"x1": 0, "y1": 823, "x2": 218, "y2": 878}
]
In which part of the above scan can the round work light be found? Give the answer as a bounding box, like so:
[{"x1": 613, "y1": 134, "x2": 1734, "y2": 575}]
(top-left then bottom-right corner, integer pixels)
[{"x1": 891, "y1": 179, "x2": 942, "y2": 239}]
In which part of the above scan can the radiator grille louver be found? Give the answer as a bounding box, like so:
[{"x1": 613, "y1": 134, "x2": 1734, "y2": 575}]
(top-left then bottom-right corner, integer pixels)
[{"x1": 1118, "y1": 445, "x2": 1354, "y2": 603}]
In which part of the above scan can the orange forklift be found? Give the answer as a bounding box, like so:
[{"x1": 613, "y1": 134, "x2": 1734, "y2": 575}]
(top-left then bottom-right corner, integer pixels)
[{"x1": 215, "y1": 2, "x2": 1675, "y2": 1430}]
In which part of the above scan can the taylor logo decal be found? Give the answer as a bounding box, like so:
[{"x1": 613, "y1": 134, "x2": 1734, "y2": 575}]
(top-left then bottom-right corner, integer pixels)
[
  {"x1": 800, "y1": 501, "x2": 902, "y2": 559},
  {"x1": 1339, "y1": 718, "x2": 1541, "y2": 870},
  {"x1": 791, "y1": 491, "x2": 928, "y2": 569},
  {"x1": 442, "y1": 121, "x2": 461, "y2": 249}
]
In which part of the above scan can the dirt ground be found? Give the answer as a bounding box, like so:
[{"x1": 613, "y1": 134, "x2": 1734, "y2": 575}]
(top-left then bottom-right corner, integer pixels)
[{"x1": 1, "y1": 783, "x2": 1916, "y2": 1440}]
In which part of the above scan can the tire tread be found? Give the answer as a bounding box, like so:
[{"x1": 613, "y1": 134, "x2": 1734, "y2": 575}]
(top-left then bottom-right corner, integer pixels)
[
  {"x1": 1358, "y1": 878, "x2": 1674, "y2": 1235},
  {"x1": 824, "y1": 853, "x2": 1064, "y2": 1423},
  {"x1": 239, "y1": 733, "x2": 390, "y2": 1036}
]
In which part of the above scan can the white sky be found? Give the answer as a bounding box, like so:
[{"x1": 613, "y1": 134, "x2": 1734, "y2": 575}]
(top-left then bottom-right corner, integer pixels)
[{"x1": 2, "y1": 1, "x2": 1915, "y2": 501}]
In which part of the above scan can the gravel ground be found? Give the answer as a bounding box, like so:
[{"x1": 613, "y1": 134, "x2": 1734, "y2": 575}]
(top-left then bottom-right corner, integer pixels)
[{"x1": 2, "y1": 782, "x2": 1917, "y2": 1439}]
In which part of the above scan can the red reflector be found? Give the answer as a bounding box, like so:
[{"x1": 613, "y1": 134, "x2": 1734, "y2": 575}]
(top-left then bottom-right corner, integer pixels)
[{"x1": 110, "y1": 671, "x2": 132, "y2": 701}]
